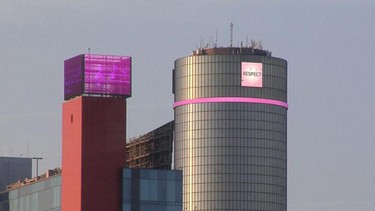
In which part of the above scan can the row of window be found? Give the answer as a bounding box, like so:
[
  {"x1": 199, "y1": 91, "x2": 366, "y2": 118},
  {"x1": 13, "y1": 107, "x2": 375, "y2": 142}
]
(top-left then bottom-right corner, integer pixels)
[
  {"x1": 175, "y1": 148, "x2": 286, "y2": 159},
  {"x1": 183, "y1": 191, "x2": 286, "y2": 202},
  {"x1": 184, "y1": 182, "x2": 286, "y2": 193},
  {"x1": 181, "y1": 200, "x2": 286, "y2": 211},
  {"x1": 174, "y1": 136, "x2": 287, "y2": 145},
  {"x1": 175, "y1": 140, "x2": 287, "y2": 153},
  {"x1": 174, "y1": 134, "x2": 287, "y2": 142},
  {"x1": 176, "y1": 163, "x2": 287, "y2": 173},
  {"x1": 174, "y1": 155, "x2": 286, "y2": 167},
  {"x1": 175, "y1": 110, "x2": 286, "y2": 122},
  {"x1": 176, "y1": 128, "x2": 286, "y2": 138},
  {"x1": 178, "y1": 174, "x2": 287, "y2": 186},
  {"x1": 174, "y1": 74, "x2": 286, "y2": 90},
  {"x1": 176, "y1": 115, "x2": 286, "y2": 124},
  {"x1": 176, "y1": 101, "x2": 287, "y2": 112},
  {"x1": 174, "y1": 145, "x2": 286, "y2": 155},
  {"x1": 177, "y1": 165, "x2": 286, "y2": 177},
  {"x1": 175, "y1": 122, "x2": 287, "y2": 131},
  {"x1": 175, "y1": 136, "x2": 286, "y2": 148},
  {"x1": 175, "y1": 157, "x2": 287, "y2": 168},
  {"x1": 176, "y1": 123, "x2": 286, "y2": 134},
  {"x1": 175, "y1": 156, "x2": 287, "y2": 166},
  {"x1": 174, "y1": 87, "x2": 287, "y2": 102},
  {"x1": 182, "y1": 178, "x2": 287, "y2": 188}
]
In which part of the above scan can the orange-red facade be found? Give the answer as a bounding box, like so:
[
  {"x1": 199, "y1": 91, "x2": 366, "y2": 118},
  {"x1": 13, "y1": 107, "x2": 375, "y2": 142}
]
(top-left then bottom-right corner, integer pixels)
[{"x1": 62, "y1": 96, "x2": 126, "y2": 211}]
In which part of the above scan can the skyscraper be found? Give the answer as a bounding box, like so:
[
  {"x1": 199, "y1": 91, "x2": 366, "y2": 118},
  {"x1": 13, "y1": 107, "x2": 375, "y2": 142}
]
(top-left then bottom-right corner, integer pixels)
[{"x1": 173, "y1": 47, "x2": 288, "y2": 210}]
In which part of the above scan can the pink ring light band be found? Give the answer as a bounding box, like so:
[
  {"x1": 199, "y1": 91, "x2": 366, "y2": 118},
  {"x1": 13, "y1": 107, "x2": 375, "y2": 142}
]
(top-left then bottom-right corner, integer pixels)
[{"x1": 173, "y1": 97, "x2": 288, "y2": 109}]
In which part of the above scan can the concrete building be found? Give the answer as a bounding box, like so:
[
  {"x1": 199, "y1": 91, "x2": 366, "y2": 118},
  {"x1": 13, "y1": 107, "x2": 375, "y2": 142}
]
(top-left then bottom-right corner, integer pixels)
[
  {"x1": 126, "y1": 121, "x2": 174, "y2": 169},
  {"x1": 0, "y1": 157, "x2": 32, "y2": 192},
  {"x1": 173, "y1": 47, "x2": 288, "y2": 210}
]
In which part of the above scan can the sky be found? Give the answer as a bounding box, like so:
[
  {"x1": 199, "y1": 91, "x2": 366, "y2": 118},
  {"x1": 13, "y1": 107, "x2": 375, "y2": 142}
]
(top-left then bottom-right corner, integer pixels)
[{"x1": 1, "y1": 0, "x2": 375, "y2": 210}]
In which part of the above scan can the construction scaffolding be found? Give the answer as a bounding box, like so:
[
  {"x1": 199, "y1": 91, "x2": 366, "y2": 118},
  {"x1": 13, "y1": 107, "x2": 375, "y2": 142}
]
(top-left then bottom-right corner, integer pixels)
[{"x1": 126, "y1": 121, "x2": 174, "y2": 169}]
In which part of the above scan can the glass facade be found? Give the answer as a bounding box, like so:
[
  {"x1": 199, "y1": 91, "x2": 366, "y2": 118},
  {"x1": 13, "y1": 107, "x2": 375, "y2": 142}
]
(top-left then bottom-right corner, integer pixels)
[
  {"x1": 64, "y1": 54, "x2": 132, "y2": 100},
  {"x1": 0, "y1": 176, "x2": 61, "y2": 211},
  {"x1": 123, "y1": 168, "x2": 183, "y2": 211},
  {"x1": 0, "y1": 168, "x2": 182, "y2": 211},
  {"x1": 173, "y1": 51, "x2": 288, "y2": 210}
]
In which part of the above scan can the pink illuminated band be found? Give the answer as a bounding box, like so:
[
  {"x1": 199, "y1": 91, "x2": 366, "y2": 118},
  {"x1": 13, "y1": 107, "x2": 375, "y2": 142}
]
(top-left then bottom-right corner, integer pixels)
[{"x1": 173, "y1": 97, "x2": 288, "y2": 109}]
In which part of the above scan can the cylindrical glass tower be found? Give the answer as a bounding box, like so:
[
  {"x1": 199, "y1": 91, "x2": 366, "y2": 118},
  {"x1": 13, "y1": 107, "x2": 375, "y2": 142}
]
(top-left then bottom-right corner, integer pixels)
[{"x1": 173, "y1": 47, "x2": 288, "y2": 211}]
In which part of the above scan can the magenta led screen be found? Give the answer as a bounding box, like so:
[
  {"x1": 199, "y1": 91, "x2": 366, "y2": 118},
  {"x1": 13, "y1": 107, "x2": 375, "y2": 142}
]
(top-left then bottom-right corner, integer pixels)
[
  {"x1": 64, "y1": 54, "x2": 131, "y2": 100},
  {"x1": 84, "y1": 54, "x2": 131, "y2": 96},
  {"x1": 64, "y1": 55, "x2": 83, "y2": 100}
]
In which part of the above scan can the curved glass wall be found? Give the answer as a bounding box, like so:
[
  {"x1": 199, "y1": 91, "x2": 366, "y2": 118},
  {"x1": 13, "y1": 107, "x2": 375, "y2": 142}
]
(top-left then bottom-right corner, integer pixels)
[{"x1": 173, "y1": 52, "x2": 287, "y2": 211}]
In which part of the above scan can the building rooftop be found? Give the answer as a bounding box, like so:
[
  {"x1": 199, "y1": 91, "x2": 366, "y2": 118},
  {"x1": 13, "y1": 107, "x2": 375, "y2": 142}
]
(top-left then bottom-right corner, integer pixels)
[
  {"x1": 4, "y1": 168, "x2": 62, "y2": 191},
  {"x1": 192, "y1": 47, "x2": 271, "y2": 56}
]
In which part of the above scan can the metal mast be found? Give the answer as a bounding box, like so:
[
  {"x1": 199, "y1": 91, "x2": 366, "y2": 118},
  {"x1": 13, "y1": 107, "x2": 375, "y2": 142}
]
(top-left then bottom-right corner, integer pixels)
[{"x1": 230, "y1": 23, "x2": 234, "y2": 47}]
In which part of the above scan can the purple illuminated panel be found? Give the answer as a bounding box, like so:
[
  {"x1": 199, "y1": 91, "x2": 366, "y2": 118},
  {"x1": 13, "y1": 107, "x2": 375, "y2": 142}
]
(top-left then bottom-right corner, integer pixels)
[
  {"x1": 173, "y1": 97, "x2": 288, "y2": 109},
  {"x1": 64, "y1": 55, "x2": 83, "y2": 100},
  {"x1": 241, "y1": 62, "x2": 263, "y2": 87},
  {"x1": 84, "y1": 54, "x2": 131, "y2": 97},
  {"x1": 64, "y1": 54, "x2": 131, "y2": 100}
]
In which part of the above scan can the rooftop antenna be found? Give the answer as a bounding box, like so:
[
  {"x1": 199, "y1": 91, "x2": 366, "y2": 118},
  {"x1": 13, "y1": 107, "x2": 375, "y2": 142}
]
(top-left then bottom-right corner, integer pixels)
[
  {"x1": 230, "y1": 23, "x2": 234, "y2": 47},
  {"x1": 215, "y1": 29, "x2": 218, "y2": 47},
  {"x1": 200, "y1": 35, "x2": 202, "y2": 48},
  {"x1": 27, "y1": 143, "x2": 29, "y2": 157}
]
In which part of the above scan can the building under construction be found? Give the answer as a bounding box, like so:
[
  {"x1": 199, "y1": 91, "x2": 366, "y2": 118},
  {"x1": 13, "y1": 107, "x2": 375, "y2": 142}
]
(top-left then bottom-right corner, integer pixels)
[{"x1": 126, "y1": 121, "x2": 174, "y2": 169}]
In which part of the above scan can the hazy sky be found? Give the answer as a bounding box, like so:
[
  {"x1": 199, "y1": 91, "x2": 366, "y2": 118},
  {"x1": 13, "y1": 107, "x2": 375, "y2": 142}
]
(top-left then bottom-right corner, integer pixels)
[{"x1": 1, "y1": 0, "x2": 375, "y2": 210}]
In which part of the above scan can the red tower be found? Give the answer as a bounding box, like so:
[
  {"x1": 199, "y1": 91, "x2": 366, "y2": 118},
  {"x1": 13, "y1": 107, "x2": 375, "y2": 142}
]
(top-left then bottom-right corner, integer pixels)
[{"x1": 62, "y1": 54, "x2": 131, "y2": 211}]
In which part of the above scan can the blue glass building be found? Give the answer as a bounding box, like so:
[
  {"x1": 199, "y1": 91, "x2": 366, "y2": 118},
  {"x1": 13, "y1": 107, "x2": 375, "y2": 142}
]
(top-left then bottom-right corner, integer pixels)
[{"x1": 123, "y1": 168, "x2": 183, "y2": 211}]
